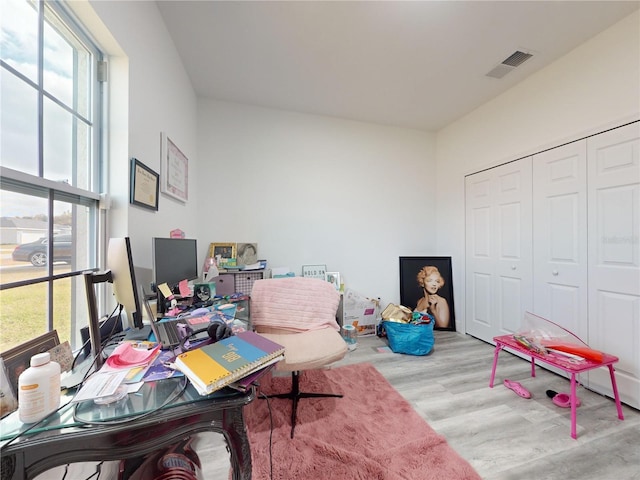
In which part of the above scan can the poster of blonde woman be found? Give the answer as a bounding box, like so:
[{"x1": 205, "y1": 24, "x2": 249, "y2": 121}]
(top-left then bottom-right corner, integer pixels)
[{"x1": 399, "y1": 257, "x2": 455, "y2": 331}]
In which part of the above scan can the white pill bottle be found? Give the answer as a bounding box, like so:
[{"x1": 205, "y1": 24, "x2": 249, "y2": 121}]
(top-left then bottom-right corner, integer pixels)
[{"x1": 18, "y1": 352, "x2": 61, "y2": 424}]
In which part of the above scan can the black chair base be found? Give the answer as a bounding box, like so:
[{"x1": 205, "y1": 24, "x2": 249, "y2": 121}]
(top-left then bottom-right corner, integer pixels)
[{"x1": 262, "y1": 370, "x2": 343, "y2": 438}]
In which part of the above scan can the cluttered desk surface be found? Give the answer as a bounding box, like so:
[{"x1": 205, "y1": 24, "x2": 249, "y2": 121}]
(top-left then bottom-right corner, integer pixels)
[
  {"x1": 0, "y1": 292, "x2": 279, "y2": 480},
  {"x1": 2, "y1": 292, "x2": 257, "y2": 433}
]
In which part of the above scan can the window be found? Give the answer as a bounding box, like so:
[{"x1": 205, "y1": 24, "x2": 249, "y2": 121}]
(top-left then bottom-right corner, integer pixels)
[{"x1": 0, "y1": 0, "x2": 104, "y2": 353}]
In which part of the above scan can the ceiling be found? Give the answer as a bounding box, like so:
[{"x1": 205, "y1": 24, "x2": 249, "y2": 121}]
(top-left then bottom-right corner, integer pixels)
[{"x1": 157, "y1": 1, "x2": 639, "y2": 132}]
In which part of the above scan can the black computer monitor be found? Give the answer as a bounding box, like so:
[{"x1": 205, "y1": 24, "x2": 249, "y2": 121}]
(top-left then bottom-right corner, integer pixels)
[
  {"x1": 106, "y1": 237, "x2": 144, "y2": 330},
  {"x1": 152, "y1": 237, "x2": 199, "y2": 292}
]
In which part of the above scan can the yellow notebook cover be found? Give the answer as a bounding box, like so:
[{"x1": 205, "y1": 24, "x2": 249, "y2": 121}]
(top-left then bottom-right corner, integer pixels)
[
  {"x1": 175, "y1": 331, "x2": 285, "y2": 395},
  {"x1": 177, "y1": 348, "x2": 231, "y2": 390}
]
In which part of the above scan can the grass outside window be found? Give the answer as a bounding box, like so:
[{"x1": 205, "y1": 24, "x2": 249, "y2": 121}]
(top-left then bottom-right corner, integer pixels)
[{"x1": 0, "y1": 245, "x2": 73, "y2": 352}]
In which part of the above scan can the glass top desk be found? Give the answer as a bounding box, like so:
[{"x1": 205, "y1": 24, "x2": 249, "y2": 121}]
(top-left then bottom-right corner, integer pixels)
[{"x1": 0, "y1": 378, "x2": 254, "y2": 480}]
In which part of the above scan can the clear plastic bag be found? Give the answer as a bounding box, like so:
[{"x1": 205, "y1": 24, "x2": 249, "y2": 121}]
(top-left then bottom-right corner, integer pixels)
[
  {"x1": 518, "y1": 311, "x2": 588, "y2": 347},
  {"x1": 515, "y1": 312, "x2": 604, "y2": 362}
]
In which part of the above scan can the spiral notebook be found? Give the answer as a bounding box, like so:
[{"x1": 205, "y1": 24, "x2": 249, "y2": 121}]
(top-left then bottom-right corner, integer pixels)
[
  {"x1": 174, "y1": 330, "x2": 285, "y2": 395},
  {"x1": 228, "y1": 361, "x2": 278, "y2": 392}
]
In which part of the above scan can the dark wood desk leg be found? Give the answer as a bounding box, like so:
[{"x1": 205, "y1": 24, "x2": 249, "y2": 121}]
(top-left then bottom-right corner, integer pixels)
[
  {"x1": 1, "y1": 452, "x2": 23, "y2": 480},
  {"x1": 223, "y1": 406, "x2": 252, "y2": 480}
]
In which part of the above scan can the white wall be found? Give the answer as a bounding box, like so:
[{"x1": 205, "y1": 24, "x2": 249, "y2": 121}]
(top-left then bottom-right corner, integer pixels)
[
  {"x1": 435, "y1": 11, "x2": 640, "y2": 332},
  {"x1": 76, "y1": 0, "x2": 200, "y2": 272},
  {"x1": 75, "y1": 0, "x2": 436, "y2": 308},
  {"x1": 197, "y1": 101, "x2": 436, "y2": 305},
  {"x1": 75, "y1": 2, "x2": 638, "y2": 330}
]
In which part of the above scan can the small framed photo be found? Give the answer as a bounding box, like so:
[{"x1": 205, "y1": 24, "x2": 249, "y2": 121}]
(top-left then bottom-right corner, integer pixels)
[
  {"x1": 208, "y1": 243, "x2": 237, "y2": 261},
  {"x1": 325, "y1": 271, "x2": 341, "y2": 291},
  {"x1": 130, "y1": 158, "x2": 159, "y2": 211},
  {"x1": 237, "y1": 243, "x2": 258, "y2": 266},
  {"x1": 160, "y1": 132, "x2": 189, "y2": 203},
  {"x1": 0, "y1": 330, "x2": 60, "y2": 397},
  {"x1": 302, "y1": 264, "x2": 327, "y2": 280}
]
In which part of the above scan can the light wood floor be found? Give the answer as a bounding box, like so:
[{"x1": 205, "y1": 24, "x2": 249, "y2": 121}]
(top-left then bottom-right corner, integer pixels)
[
  {"x1": 37, "y1": 332, "x2": 640, "y2": 479},
  {"x1": 196, "y1": 331, "x2": 640, "y2": 480}
]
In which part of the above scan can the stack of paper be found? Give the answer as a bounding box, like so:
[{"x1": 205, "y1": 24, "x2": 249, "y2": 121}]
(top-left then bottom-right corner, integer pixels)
[{"x1": 72, "y1": 342, "x2": 161, "y2": 403}]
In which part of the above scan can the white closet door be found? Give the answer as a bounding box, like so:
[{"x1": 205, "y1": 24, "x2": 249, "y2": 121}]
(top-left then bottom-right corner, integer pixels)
[
  {"x1": 465, "y1": 158, "x2": 533, "y2": 341},
  {"x1": 587, "y1": 122, "x2": 640, "y2": 408},
  {"x1": 466, "y1": 169, "x2": 495, "y2": 340},
  {"x1": 532, "y1": 141, "x2": 588, "y2": 341}
]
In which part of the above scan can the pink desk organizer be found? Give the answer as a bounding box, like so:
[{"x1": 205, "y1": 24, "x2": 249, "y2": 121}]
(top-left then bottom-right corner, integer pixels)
[{"x1": 489, "y1": 334, "x2": 624, "y2": 439}]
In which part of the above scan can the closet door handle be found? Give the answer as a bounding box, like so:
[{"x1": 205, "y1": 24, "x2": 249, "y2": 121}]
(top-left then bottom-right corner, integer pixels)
[
  {"x1": 511, "y1": 265, "x2": 516, "y2": 270},
  {"x1": 552, "y1": 270, "x2": 559, "y2": 276}
]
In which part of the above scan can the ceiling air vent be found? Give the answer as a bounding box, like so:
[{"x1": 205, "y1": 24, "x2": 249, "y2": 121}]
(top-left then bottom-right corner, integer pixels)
[{"x1": 486, "y1": 50, "x2": 533, "y2": 79}]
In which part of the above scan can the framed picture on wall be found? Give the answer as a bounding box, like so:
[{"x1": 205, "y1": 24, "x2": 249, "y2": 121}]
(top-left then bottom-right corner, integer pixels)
[
  {"x1": 399, "y1": 257, "x2": 456, "y2": 331},
  {"x1": 160, "y1": 132, "x2": 189, "y2": 203},
  {"x1": 129, "y1": 158, "x2": 159, "y2": 211}
]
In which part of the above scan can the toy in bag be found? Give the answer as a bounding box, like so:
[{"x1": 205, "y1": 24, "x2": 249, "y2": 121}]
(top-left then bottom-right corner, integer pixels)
[{"x1": 379, "y1": 303, "x2": 435, "y2": 356}]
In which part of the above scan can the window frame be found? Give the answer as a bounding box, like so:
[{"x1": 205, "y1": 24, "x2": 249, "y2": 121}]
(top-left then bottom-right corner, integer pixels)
[{"x1": 0, "y1": 0, "x2": 106, "y2": 351}]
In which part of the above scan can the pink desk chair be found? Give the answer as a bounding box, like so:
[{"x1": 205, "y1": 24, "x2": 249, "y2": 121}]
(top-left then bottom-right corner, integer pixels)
[{"x1": 250, "y1": 277, "x2": 347, "y2": 438}]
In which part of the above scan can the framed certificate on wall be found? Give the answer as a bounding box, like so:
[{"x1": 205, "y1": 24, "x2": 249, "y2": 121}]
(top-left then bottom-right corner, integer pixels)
[
  {"x1": 130, "y1": 158, "x2": 159, "y2": 211},
  {"x1": 160, "y1": 132, "x2": 189, "y2": 203}
]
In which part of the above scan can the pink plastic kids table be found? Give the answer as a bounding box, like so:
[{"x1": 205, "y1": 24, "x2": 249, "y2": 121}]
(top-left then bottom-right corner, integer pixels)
[{"x1": 489, "y1": 334, "x2": 624, "y2": 439}]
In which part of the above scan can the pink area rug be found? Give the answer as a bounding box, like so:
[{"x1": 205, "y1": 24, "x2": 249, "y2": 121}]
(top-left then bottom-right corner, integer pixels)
[{"x1": 244, "y1": 362, "x2": 481, "y2": 480}]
